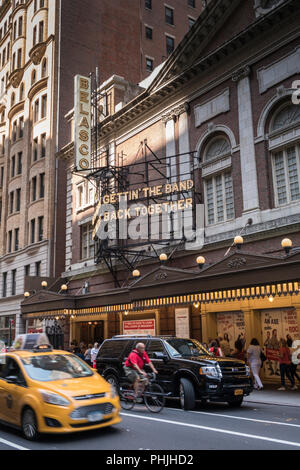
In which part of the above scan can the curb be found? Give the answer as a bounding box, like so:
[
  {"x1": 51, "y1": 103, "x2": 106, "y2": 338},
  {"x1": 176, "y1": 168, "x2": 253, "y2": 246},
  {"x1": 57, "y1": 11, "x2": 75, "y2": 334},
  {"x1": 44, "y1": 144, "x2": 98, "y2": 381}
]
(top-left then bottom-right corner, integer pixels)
[{"x1": 244, "y1": 398, "x2": 300, "y2": 408}]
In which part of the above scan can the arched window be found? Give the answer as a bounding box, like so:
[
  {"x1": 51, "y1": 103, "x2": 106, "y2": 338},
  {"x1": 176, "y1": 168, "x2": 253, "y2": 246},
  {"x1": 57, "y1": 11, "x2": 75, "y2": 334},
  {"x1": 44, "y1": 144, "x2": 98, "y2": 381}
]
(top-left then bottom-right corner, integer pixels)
[
  {"x1": 19, "y1": 82, "x2": 24, "y2": 101},
  {"x1": 11, "y1": 92, "x2": 15, "y2": 107},
  {"x1": 271, "y1": 104, "x2": 300, "y2": 132},
  {"x1": 271, "y1": 104, "x2": 300, "y2": 206},
  {"x1": 201, "y1": 135, "x2": 234, "y2": 225},
  {"x1": 204, "y1": 137, "x2": 231, "y2": 161},
  {"x1": 41, "y1": 57, "x2": 47, "y2": 78},
  {"x1": 31, "y1": 69, "x2": 36, "y2": 85}
]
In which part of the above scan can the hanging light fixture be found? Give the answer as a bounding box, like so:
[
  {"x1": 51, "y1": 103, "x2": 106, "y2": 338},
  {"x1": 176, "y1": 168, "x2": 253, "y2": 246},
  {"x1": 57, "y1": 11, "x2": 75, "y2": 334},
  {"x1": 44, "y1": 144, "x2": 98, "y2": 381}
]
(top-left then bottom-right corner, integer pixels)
[
  {"x1": 24, "y1": 291, "x2": 30, "y2": 298},
  {"x1": 234, "y1": 236, "x2": 244, "y2": 250},
  {"x1": 41, "y1": 281, "x2": 48, "y2": 289},
  {"x1": 281, "y1": 238, "x2": 292, "y2": 255},
  {"x1": 196, "y1": 256, "x2": 205, "y2": 269},
  {"x1": 61, "y1": 284, "x2": 68, "y2": 292},
  {"x1": 132, "y1": 269, "x2": 140, "y2": 278},
  {"x1": 159, "y1": 253, "x2": 168, "y2": 264}
]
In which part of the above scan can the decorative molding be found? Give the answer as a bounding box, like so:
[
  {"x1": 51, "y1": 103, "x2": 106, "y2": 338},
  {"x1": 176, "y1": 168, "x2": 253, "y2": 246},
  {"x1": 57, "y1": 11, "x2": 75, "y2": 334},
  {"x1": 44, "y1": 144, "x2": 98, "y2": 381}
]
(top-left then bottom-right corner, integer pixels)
[
  {"x1": 154, "y1": 272, "x2": 168, "y2": 281},
  {"x1": 9, "y1": 68, "x2": 24, "y2": 89},
  {"x1": 8, "y1": 101, "x2": 24, "y2": 120},
  {"x1": 232, "y1": 66, "x2": 251, "y2": 82},
  {"x1": 29, "y1": 42, "x2": 47, "y2": 66},
  {"x1": 161, "y1": 102, "x2": 190, "y2": 123},
  {"x1": 227, "y1": 257, "x2": 247, "y2": 269},
  {"x1": 202, "y1": 155, "x2": 232, "y2": 178},
  {"x1": 194, "y1": 88, "x2": 230, "y2": 128},
  {"x1": 256, "y1": 88, "x2": 294, "y2": 139},
  {"x1": 28, "y1": 77, "x2": 48, "y2": 101},
  {"x1": 257, "y1": 47, "x2": 300, "y2": 94}
]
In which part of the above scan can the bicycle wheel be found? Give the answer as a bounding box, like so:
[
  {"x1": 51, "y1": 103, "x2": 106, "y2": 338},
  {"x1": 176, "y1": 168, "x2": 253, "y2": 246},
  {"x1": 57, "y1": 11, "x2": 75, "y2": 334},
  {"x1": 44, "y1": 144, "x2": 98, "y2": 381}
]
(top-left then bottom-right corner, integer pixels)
[
  {"x1": 119, "y1": 382, "x2": 135, "y2": 410},
  {"x1": 144, "y1": 383, "x2": 165, "y2": 413}
]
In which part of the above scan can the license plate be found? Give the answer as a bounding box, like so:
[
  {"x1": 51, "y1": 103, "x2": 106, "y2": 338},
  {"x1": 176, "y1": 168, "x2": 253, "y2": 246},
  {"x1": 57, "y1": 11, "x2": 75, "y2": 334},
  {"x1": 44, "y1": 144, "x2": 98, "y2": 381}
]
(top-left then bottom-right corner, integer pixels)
[
  {"x1": 234, "y1": 389, "x2": 243, "y2": 396},
  {"x1": 87, "y1": 411, "x2": 103, "y2": 422}
]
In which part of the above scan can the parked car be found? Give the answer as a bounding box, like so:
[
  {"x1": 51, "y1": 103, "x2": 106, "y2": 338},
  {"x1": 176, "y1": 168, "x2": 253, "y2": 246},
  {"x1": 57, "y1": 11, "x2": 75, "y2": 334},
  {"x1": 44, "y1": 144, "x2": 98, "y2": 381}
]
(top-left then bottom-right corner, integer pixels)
[{"x1": 96, "y1": 335, "x2": 253, "y2": 410}]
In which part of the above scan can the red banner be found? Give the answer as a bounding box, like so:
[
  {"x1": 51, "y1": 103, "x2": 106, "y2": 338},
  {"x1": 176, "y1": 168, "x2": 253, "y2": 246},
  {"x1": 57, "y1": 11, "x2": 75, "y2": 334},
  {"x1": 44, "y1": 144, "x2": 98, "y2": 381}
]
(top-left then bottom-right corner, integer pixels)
[{"x1": 266, "y1": 348, "x2": 280, "y2": 361}]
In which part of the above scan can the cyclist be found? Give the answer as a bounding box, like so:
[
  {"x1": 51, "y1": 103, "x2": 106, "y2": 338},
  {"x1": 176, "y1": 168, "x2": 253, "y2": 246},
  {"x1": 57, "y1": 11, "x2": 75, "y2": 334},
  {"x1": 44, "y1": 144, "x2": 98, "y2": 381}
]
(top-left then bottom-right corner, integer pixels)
[{"x1": 124, "y1": 342, "x2": 158, "y2": 397}]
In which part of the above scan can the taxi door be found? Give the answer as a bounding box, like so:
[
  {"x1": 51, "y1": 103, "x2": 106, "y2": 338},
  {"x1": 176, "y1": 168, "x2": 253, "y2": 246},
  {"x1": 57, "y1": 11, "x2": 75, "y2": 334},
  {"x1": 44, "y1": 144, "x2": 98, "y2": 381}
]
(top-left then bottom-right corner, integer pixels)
[
  {"x1": 0, "y1": 354, "x2": 8, "y2": 421},
  {"x1": 1, "y1": 356, "x2": 27, "y2": 426}
]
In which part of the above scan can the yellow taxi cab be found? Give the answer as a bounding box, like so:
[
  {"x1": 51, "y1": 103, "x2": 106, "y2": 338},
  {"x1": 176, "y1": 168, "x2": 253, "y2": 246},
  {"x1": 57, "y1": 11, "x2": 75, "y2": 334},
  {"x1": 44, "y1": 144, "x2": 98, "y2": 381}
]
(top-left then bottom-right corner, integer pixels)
[{"x1": 0, "y1": 334, "x2": 121, "y2": 440}]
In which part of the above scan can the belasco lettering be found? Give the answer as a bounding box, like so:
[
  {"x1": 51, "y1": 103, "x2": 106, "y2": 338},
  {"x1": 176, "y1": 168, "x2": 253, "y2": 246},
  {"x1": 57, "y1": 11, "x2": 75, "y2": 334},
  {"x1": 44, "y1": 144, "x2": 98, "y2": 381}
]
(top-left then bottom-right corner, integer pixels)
[{"x1": 74, "y1": 75, "x2": 91, "y2": 171}]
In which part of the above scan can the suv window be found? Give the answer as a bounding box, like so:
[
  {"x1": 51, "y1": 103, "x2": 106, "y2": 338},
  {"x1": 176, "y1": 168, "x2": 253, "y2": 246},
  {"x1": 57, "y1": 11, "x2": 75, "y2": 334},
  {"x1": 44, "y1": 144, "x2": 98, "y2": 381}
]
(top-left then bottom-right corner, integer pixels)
[
  {"x1": 146, "y1": 340, "x2": 166, "y2": 359},
  {"x1": 98, "y1": 340, "x2": 128, "y2": 359}
]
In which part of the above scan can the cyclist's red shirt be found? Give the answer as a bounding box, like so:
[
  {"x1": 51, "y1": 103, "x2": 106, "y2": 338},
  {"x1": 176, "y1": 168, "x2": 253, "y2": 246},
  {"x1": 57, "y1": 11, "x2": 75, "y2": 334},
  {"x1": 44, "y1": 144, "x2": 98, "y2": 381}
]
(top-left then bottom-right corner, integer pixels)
[{"x1": 125, "y1": 349, "x2": 150, "y2": 369}]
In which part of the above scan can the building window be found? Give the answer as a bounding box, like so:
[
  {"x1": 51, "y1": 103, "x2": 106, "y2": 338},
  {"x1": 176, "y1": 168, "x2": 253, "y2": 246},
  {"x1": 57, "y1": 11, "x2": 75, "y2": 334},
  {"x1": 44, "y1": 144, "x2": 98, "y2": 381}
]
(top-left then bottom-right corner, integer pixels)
[
  {"x1": 38, "y1": 216, "x2": 43, "y2": 241},
  {"x1": 38, "y1": 21, "x2": 44, "y2": 43},
  {"x1": 41, "y1": 58, "x2": 47, "y2": 78},
  {"x1": 35, "y1": 261, "x2": 41, "y2": 277},
  {"x1": 17, "y1": 152, "x2": 22, "y2": 174},
  {"x1": 41, "y1": 133, "x2": 46, "y2": 157},
  {"x1": 13, "y1": 20, "x2": 16, "y2": 40},
  {"x1": 2, "y1": 272, "x2": 7, "y2": 297},
  {"x1": 205, "y1": 172, "x2": 234, "y2": 225},
  {"x1": 166, "y1": 35, "x2": 175, "y2": 55},
  {"x1": 145, "y1": 26, "x2": 153, "y2": 40},
  {"x1": 31, "y1": 219, "x2": 35, "y2": 244},
  {"x1": 39, "y1": 172, "x2": 45, "y2": 198},
  {"x1": 8, "y1": 230, "x2": 12, "y2": 252},
  {"x1": 146, "y1": 57, "x2": 153, "y2": 72},
  {"x1": 20, "y1": 82, "x2": 24, "y2": 100},
  {"x1": 16, "y1": 188, "x2": 21, "y2": 211},
  {"x1": 18, "y1": 16, "x2": 23, "y2": 37},
  {"x1": 33, "y1": 99, "x2": 39, "y2": 122},
  {"x1": 34, "y1": 0, "x2": 37, "y2": 13},
  {"x1": 188, "y1": 17, "x2": 196, "y2": 29},
  {"x1": 11, "y1": 270, "x2": 16, "y2": 296},
  {"x1": 145, "y1": 0, "x2": 152, "y2": 9},
  {"x1": 14, "y1": 228, "x2": 19, "y2": 251},
  {"x1": 272, "y1": 147, "x2": 300, "y2": 206},
  {"x1": 81, "y1": 223, "x2": 94, "y2": 260},
  {"x1": 0, "y1": 166, "x2": 4, "y2": 187},
  {"x1": 24, "y1": 264, "x2": 30, "y2": 277},
  {"x1": 19, "y1": 116, "x2": 24, "y2": 138},
  {"x1": 33, "y1": 25, "x2": 37, "y2": 47},
  {"x1": 165, "y1": 6, "x2": 174, "y2": 25},
  {"x1": 40, "y1": 0, "x2": 45, "y2": 7},
  {"x1": 17, "y1": 48, "x2": 22, "y2": 68},
  {"x1": 33, "y1": 137, "x2": 38, "y2": 161},
  {"x1": 77, "y1": 184, "x2": 84, "y2": 207},
  {"x1": 11, "y1": 155, "x2": 15, "y2": 178},
  {"x1": 31, "y1": 69, "x2": 36, "y2": 85},
  {"x1": 188, "y1": 0, "x2": 196, "y2": 7},
  {"x1": 41, "y1": 94, "x2": 47, "y2": 119},
  {"x1": 12, "y1": 121, "x2": 17, "y2": 142},
  {"x1": 32, "y1": 176, "x2": 37, "y2": 201},
  {"x1": 9, "y1": 192, "x2": 14, "y2": 214},
  {"x1": 204, "y1": 137, "x2": 231, "y2": 161}
]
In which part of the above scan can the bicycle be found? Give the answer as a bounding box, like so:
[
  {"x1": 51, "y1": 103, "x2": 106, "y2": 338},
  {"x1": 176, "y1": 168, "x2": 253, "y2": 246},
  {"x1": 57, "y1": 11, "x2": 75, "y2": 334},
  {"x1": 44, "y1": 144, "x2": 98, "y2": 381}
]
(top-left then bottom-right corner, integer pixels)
[{"x1": 119, "y1": 372, "x2": 166, "y2": 413}]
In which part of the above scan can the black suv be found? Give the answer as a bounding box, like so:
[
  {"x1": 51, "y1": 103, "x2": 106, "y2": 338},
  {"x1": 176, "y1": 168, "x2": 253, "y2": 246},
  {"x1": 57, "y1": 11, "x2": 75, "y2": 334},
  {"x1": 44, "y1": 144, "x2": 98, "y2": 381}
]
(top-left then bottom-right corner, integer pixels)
[{"x1": 96, "y1": 335, "x2": 253, "y2": 410}]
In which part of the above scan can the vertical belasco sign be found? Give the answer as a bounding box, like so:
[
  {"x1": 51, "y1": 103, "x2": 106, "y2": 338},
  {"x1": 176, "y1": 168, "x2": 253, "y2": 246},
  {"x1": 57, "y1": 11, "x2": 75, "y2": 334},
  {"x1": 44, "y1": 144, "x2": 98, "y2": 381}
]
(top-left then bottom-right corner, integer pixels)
[{"x1": 74, "y1": 75, "x2": 91, "y2": 172}]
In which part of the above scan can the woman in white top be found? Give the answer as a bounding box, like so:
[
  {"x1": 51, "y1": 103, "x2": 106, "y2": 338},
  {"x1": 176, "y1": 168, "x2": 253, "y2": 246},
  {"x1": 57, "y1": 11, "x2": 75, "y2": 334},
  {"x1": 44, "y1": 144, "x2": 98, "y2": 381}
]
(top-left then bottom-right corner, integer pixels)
[{"x1": 247, "y1": 338, "x2": 263, "y2": 390}]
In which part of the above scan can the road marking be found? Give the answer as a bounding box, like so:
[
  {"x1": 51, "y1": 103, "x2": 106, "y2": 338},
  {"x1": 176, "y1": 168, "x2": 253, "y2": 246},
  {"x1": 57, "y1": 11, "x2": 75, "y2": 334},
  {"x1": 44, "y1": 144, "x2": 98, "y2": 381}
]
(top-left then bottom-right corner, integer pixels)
[
  {"x1": 168, "y1": 408, "x2": 300, "y2": 428},
  {"x1": 121, "y1": 412, "x2": 300, "y2": 448},
  {"x1": 0, "y1": 437, "x2": 29, "y2": 450}
]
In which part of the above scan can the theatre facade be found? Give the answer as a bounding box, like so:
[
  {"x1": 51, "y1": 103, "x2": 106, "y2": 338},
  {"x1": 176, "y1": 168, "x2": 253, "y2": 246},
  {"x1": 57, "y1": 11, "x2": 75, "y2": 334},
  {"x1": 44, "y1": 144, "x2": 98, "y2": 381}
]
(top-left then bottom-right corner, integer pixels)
[{"x1": 21, "y1": 0, "x2": 300, "y2": 382}]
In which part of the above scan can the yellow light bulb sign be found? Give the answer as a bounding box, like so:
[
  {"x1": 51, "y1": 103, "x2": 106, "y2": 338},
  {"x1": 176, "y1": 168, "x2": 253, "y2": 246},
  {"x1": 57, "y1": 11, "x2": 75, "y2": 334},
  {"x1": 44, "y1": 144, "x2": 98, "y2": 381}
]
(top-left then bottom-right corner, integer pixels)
[{"x1": 74, "y1": 75, "x2": 91, "y2": 172}]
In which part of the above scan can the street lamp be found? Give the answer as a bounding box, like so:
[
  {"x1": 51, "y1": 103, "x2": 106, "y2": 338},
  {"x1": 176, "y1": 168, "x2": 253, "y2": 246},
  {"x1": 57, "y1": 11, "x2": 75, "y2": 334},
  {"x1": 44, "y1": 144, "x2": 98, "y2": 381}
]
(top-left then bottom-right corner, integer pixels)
[
  {"x1": 132, "y1": 269, "x2": 140, "y2": 278},
  {"x1": 159, "y1": 253, "x2": 168, "y2": 264},
  {"x1": 24, "y1": 291, "x2": 30, "y2": 298},
  {"x1": 234, "y1": 235, "x2": 244, "y2": 250},
  {"x1": 281, "y1": 238, "x2": 292, "y2": 255},
  {"x1": 196, "y1": 256, "x2": 205, "y2": 269},
  {"x1": 41, "y1": 281, "x2": 48, "y2": 289}
]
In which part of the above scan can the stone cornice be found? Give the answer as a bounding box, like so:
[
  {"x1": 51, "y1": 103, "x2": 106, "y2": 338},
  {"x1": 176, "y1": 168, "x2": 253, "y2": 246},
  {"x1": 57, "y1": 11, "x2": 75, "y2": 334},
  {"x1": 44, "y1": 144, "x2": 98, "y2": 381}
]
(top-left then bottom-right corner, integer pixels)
[
  {"x1": 56, "y1": 142, "x2": 74, "y2": 162},
  {"x1": 231, "y1": 65, "x2": 251, "y2": 82},
  {"x1": 161, "y1": 102, "x2": 190, "y2": 123},
  {"x1": 8, "y1": 100, "x2": 24, "y2": 120}
]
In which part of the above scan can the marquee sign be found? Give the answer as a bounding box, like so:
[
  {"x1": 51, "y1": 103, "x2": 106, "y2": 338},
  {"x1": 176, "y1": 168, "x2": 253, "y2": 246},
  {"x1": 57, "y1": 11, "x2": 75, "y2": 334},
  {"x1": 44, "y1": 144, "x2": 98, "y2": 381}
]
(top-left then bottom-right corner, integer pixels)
[{"x1": 74, "y1": 75, "x2": 91, "y2": 171}]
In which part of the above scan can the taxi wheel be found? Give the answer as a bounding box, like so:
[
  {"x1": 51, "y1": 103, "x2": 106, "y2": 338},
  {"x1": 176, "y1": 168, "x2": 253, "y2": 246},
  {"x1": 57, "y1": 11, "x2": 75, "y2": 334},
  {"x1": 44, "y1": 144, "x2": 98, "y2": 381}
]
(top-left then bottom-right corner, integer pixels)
[{"x1": 22, "y1": 408, "x2": 39, "y2": 441}]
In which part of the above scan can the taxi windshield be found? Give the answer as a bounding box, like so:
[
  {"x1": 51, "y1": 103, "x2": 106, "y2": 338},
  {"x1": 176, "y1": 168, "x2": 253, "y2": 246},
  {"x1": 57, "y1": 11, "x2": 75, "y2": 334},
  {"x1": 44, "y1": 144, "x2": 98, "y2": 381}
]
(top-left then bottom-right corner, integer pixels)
[
  {"x1": 21, "y1": 354, "x2": 93, "y2": 382},
  {"x1": 165, "y1": 338, "x2": 209, "y2": 358}
]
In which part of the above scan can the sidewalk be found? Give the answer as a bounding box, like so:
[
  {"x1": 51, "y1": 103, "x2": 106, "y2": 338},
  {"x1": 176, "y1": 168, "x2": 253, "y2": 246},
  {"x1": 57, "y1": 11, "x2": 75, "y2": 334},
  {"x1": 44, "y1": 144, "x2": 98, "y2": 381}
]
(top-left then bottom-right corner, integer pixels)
[{"x1": 244, "y1": 384, "x2": 300, "y2": 407}]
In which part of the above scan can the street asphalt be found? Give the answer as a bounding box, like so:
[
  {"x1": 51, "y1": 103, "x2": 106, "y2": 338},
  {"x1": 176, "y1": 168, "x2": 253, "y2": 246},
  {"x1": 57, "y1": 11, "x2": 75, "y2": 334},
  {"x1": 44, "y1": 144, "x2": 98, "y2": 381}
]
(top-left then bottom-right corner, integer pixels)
[{"x1": 1, "y1": 397, "x2": 300, "y2": 451}]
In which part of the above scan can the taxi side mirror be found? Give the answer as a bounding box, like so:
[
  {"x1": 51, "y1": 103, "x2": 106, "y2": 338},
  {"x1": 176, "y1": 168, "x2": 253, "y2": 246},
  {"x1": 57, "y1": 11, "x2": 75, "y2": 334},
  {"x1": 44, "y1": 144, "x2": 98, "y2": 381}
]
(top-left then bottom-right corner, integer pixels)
[{"x1": 6, "y1": 375, "x2": 18, "y2": 384}]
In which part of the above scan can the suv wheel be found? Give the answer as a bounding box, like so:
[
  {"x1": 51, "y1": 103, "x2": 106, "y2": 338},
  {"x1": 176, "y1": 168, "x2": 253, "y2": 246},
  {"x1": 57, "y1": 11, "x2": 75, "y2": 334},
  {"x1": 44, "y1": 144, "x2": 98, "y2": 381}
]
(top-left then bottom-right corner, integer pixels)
[
  {"x1": 105, "y1": 373, "x2": 120, "y2": 394},
  {"x1": 179, "y1": 378, "x2": 195, "y2": 410},
  {"x1": 22, "y1": 407, "x2": 39, "y2": 441},
  {"x1": 227, "y1": 397, "x2": 243, "y2": 408}
]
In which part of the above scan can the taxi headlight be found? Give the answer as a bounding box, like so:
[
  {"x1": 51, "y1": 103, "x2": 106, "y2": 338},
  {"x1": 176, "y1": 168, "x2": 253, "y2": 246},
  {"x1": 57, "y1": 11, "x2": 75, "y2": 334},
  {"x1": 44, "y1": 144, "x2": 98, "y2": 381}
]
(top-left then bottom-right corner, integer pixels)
[
  {"x1": 106, "y1": 384, "x2": 117, "y2": 399},
  {"x1": 199, "y1": 366, "x2": 220, "y2": 378},
  {"x1": 39, "y1": 390, "x2": 70, "y2": 407}
]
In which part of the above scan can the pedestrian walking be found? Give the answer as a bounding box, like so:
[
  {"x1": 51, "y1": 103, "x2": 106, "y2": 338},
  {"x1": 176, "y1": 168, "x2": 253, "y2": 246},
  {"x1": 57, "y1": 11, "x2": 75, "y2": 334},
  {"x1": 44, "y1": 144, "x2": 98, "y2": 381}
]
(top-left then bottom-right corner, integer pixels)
[
  {"x1": 220, "y1": 335, "x2": 231, "y2": 357},
  {"x1": 290, "y1": 337, "x2": 300, "y2": 384},
  {"x1": 91, "y1": 342, "x2": 100, "y2": 367},
  {"x1": 209, "y1": 340, "x2": 223, "y2": 357},
  {"x1": 232, "y1": 339, "x2": 246, "y2": 361},
  {"x1": 84, "y1": 343, "x2": 93, "y2": 366},
  {"x1": 247, "y1": 338, "x2": 263, "y2": 390},
  {"x1": 278, "y1": 338, "x2": 297, "y2": 390}
]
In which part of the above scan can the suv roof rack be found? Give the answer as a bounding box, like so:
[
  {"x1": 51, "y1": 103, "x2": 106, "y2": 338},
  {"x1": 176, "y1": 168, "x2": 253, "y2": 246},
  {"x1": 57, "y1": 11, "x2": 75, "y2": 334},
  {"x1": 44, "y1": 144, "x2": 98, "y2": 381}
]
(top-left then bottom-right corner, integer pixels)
[{"x1": 112, "y1": 334, "x2": 153, "y2": 338}]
